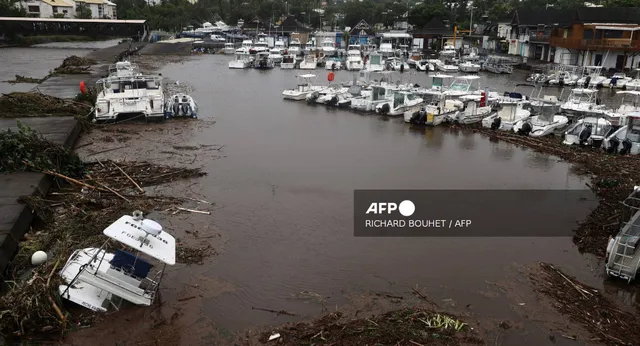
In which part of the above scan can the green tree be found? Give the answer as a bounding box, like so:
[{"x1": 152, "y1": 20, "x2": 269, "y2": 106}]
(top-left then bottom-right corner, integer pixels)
[{"x1": 75, "y1": 3, "x2": 92, "y2": 18}]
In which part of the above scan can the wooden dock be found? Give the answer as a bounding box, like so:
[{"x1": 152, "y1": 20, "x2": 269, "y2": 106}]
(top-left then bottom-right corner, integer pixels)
[{"x1": 0, "y1": 117, "x2": 80, "y2": 279}]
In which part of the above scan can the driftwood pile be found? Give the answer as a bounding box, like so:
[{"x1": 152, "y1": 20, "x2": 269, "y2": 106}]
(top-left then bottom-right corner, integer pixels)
[
  {"x1": 532, "y1": 263, "x2": 640, "y2": 345},
  {"x1": 50, "y1": 56, "x2": 96, "y2": 75},
  {"x1": 0, "y1": 92, "x2": 92, "y2": 118}
]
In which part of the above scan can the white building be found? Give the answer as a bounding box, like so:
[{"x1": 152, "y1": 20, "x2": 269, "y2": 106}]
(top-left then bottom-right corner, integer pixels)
[
  {"x1": 20, "y1": 0, "x2": 74, "y2": 18},
  {"x1": 18, "y1": 0, "x2": 116, "y2": 18}
]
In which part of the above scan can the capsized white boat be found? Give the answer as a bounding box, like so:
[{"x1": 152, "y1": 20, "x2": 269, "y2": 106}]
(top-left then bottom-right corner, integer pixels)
[
  {"x1": 603, "y1": 113, "x2": 640, "y2": 155},
  {"x1": 282, "y1": 74, "x2": 320, "y2": 101},
  {"x1": 59, "y1": 211, "x2": 175, "y2": 312},
  {"x1": 605, "y1": 186, "x2": 640, "y2": 283},
  {"x1": 563, "y1": 116, "x2": 612, "y2": 147},
  {"x1": 164, "y1": 93, "x2": 198, "y2": 119}
]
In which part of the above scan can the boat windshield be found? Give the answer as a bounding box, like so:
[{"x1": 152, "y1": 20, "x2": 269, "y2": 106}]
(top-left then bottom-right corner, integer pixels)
[
  {"x1": 433, "y1": 77, "x2": 444, "y2": 88},
  {"x1": 628, "y1": 124, "x2": 640, "y2": 142},
  {"x1": 255, "y1": 42, "x2": 268, "y2": 47},
  {"x1": 370, "y1": 55, "x2": 381, "y2": 64},
  {"x1": 406, "y1": 93, "x2": 417, "y2": 101},
  {"x1": 449, "y1": 82, "x2": 471, "y2": 92},
  {"x1": 372, "y1": 86, "x2": 386, "y2": 101},
  {"x1": 393, "y1": 92, "x2": 404, "y2": 108},
  {"x1": 569, "y1": 92, "x2": 595, "y2": 103},
  {"x1": 322, "y1": 41, "x2": 334, "y2": 48},
  {"x1": 290, "y1": 42, "x2": 300, "y2": 46}
]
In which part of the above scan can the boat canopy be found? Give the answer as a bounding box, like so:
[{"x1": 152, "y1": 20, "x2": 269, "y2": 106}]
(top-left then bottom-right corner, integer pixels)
[
  {"x1": 298, "y1": 74, "x2": 316, "y2": 78},
  {"x1": 103, "y1": 215, "x2": 176, "y2": 265},
  {"x1": 617, "y1": 91, "x2": 640, "y2": 96}
]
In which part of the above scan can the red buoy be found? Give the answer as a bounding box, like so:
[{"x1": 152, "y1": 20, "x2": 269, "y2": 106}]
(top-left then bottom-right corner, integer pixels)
[
  {"x1": 80, "y1": 81, "x2": 86, "y2": 94},
  {"x1": 328, "y1": 72, "x2": 335, "y2": 82}
]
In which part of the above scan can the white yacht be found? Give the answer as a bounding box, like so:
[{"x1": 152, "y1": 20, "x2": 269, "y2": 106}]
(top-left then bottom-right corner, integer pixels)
[
  {"x1": 563, "y1": 116, "x2": 612, "y2": 147},
  {"x1": 375, "y1": 91, "x2": 423, "y2": 116},
  {"x1": 439, "y1": 44, "x2": 457, "y2": 61},
  {"x1": 299, "y1": 55, "x2": 317, "y2": 70},
  {"x1": 288, "y1": 39, "x2": 302, "y2": 55},
  {"x1": 223, "y1": 42, "x2": 236, "y2": 54},
  {"x1": 280, "y1": 54, "x2": 296, "y2": 69},
  {"x1": 379, "y1": 43, "x2": 395, "y2": 57},
  {"x1": 560, "y1": 88, "x2": 607, "y2": 117},
  {"x1": 321, "y1": 39, "x2": 336, "y2": 55},
  {"x1": 229, "y1": 53, "x2": 252, "y2": 69},
  {"x1": 254, "y1": 52, "x2": 275, "y2": 69},
  {"x1": 365, "y1": 53, "x2": 384, "y2": 72},
  {"x1": 268, "y1": 47, "x2": 284, "y2": 63},
  {"x1": 94, "y1": 74, "x2": 164, "y2": 122},
  {"x1": 603, "y1": 113, "x2": 640, "y2": 155},
  {"x1": 346, "y1": 45, "x2": 364, "y2": 71},
  {"x1": 283, "y1": 74, "x2": 321, "y2": 100},
  {"x1": 482, "y1": 102, "x2": 531, "y2": 132},
  {"x1": 235, "y1": 40, "x2": 253, "y2": 54},
  {"x1": 58, "y1": 211, "x2": 175, "y2": 312}
]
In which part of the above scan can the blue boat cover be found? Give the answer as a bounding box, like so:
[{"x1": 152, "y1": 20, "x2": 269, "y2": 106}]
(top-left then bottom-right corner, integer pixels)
[{"x1": 110, "y1": 249, "x2": 153, "y2": 278}]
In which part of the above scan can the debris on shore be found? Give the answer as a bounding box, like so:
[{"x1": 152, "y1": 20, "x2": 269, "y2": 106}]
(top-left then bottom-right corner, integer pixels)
[
  {"x1": 0, "y1": 123, "x2": 210, "y2": 337},
  {"x1": 531, "y1": 262, "x2": 640, "y2": 345},
  {"x1": 0, "y1": 92, "x2": 92, "y2": 118},
  {"x1": 454, "y1": 124, "x2": 640, "y2": 256},
  {"x1": 50, "y1": 55, "x2": 96, "y2": 75},
  {"x1": 5, "y1": 74, "x2": 47, "y2": 84},
  {"x1": 240, "y1": 308, "x2": 482, "y2": 346}
]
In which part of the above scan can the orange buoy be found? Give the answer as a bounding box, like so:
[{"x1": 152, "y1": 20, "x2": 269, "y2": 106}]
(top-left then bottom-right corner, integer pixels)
[
  {"x1": 80, "y1": 81, "x2": 86, "y2": 94},
  {"x1": 328, "y1": 72, "x2": 335, "y2": 82}
]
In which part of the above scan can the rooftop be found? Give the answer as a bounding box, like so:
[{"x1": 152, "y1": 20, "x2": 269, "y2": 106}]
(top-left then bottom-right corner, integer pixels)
[{"x1": 0, "y1": 17, "x2": 144, "y2": 24}]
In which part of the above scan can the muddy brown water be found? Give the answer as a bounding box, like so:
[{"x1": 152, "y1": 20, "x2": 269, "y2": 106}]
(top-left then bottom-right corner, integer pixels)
[{"x1": 2, "y1": 47, "x2": 638, "y2": 345}]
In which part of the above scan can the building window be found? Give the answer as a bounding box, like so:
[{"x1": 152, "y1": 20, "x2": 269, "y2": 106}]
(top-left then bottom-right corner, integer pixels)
[
  {"x1": 27, "y1": 5, "x2": 39, "y2": 12},
  {"x1": 63, "y1": 9, "x2": 68, "y2": 14},
  {"x1": 52, "y1": 6, "x2": 58, "y2": 12}
]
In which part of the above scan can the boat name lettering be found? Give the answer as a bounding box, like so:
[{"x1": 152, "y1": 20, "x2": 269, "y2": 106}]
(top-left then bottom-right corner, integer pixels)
[{"x1": 124, "y1": 221, "x2": 169, "y2": 244}]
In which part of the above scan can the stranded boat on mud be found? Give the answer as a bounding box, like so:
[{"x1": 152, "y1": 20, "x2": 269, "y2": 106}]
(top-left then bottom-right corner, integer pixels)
[
  {"x1": 165, "y1": 93, "x2": 198, "y2": 118},
  {"x1": 59, "y1": 211, "x2": 175, "y2": 311},
  {"x1": 606, "y1": 186, "x2": 640, "y2": 283},
  {"x1": 93, "y1": 73, "x2": 165, "y2": 123}
]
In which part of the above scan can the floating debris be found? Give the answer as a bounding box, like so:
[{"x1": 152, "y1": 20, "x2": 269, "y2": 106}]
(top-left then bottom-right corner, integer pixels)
[
  {"x1": 50, "y1": 55, "x2": 96, "y2": 75},
  {"x1": 176, "y1": 244, "x2": 215, "y2": 265},
  {"x1": 5, "y1": 74, "x2": 47, "y2": 84},
  {"x1": 531, "y1": 262, "x2": 640, "y2": 345}
]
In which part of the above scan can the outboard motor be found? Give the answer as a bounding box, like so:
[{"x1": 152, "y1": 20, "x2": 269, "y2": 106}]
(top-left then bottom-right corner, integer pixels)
[
  {"x1": 518, "y1": 121, "x2": 533, "y2": 136},
  {"x1": 172, "y1": 98, "x2": 180, "y2": 115},
  {"x1": 307, "y1": 91, "x2": 319, "y2": 104},
  {"x1": 584, "y1": 76, "x2": 591, "y2": 88},
  {"x1": 491, "y1": 117, "x2": 501, "y2": 130},
  {"x1": 410, "y1": 111, "x2": 421, "y2": 124},
  {"x1": 620, "y1": 138, "x2": 633, "y2": 155},
  {"x1": 400, "y1": 64, "x2": 404, "y2": 73},
  {"x1": 331, "y1": 62, "x2": 336, "y2": 71},
  {"x1": 181, "y1": 101, "x2": 190, "y2": 115},
  {"x1": 607, "y1": 136, "x2": 620, "y2": 153},
  {"x1": 327, "y1": 95, "x2": 339, "y2": 107},
  {"x1": 378, "y1": 103, "x2": 390, "y2": 115},
  {"x1": 578, "y1": 124, "x2": 592, "y2": 145}
]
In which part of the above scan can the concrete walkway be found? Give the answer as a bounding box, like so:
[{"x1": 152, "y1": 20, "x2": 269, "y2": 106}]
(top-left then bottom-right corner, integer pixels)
[{"x1": 0, "y1": 117, "x2": 80, "y2": 280}]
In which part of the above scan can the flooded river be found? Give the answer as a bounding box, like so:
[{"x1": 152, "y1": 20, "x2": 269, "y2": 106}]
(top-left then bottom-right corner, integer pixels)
[{"x1": 2, "y1": 44, "x2": 631, "y2": 345}]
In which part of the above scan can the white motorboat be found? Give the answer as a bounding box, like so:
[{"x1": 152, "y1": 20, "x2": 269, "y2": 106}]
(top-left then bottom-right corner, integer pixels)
[
  {"x1": 108, "y1": 61, "x2": 139, "y2": 78},
  {"x1": 268, "y1": 47, "x2": 284, "y2": 63},
  {"x1": 605, "y1": 187, "x2": 640, "y2": 283},
  {"x1": 603, "y1": 72, "x2": 633, "y2": 89},
  {"x1": 458, "y1": 61, "x2": 481, "y2": 73},
  {"x1": 321, "y1": 38, "x2": 336, "y2": 55},
  {"x1": 482, "y1": 102, "x2": 531, "y2": 132},
  {"x1": 299, "y1": 55, "x2": 317, "y2": 70},
  {"x1": 164, "y1": 93, "x2": 198, "y2": 119},
  {"x1": 58, "y1": 211, "x2": 175, "y2": 312},
  {"x1": 576, "y1": 66, "x2": 607, "y2": 88},
  {"x1": 254, "y1": 52, "x2": 275, "y2": 69},
  {"x1": 563, "y1": 116, "x2": 612, "y2": 147},
  {"x1": 406, "y1": 96, "x2": 462, "y2": 126},
  {"x1": 306, "y1": 84, "x2": 341, "y2": 104},
  {"x1": 282, "y1": 74, "x2": 321, "y2": 100},
  {"x1": 623, "y1": 69, "x2": 640, "y2": 90},
  {"x1": 439, "y1": 44, "x2": 457, "y2": 61},
  {"x1": 375, "y1": 91, "x2": 423, "y2": 116},
  {"x1": 288, "y1": 39, "x2": 302, "y2": 55},
  {"x1": 326, "y1": 56, "x2": 342, "y2": 70},
  {"x1": 483, "y1": 56, "x2": 513, "y2": 74},
  {"x1": 273, "y1": 40, "x2": 286, "y2": 53},
  {"x1": 223, "y1": 43, "x2": 236, "y2": 54},
  {"x1": 229, "y1": 53, "x2": 252, "y2": 69},
  {"x1": 560, "y1": 88, "x2": 607, "y2": 117},
  {"x1": 346, "y1": 45, "x2": 364, "y2": 71},
  {"x1": 316, "y1": 85, "x2": 353, "y2": 108},
  {"x1": 379, "y1": 43, "x2": 395, "y2": 57},
  {"x1": 603, "y1": 113, "x2": 640, "y2": 155},
  {"x1": 386, "y1": 57, "x2": 410, "y2": 72},
  {"x1": 235, "y1": 40, "x2": 253, "y2": 54},
  {"x1": 93, "y1": 74, "x2": 165, "y2": 122},
  {"x1": 513, "y1": 100, "x2": 568, "y2": 137},
  {"x1": 451, "y1": 95, "x2": 493, "y2": 124},
  {"x1": 351, "y1": 84, "x2": 398, "y2": 112},
  {"x1": 210, "y1": 34, "x2": 226, "y2": 42},
  {"x1": 365, "y1": 53, "x2": 384, "y2": 72},
  {"x1": 250, "y1": 39, "x2": 269, "y2": 54},
  {"x1": 280, "y1": 54, "x2": 296, "y2": 69},
  {"x1": 414, "y1": 74, "x2": 454, "y2": 99},
  {"x1": 435, "y1": 60, "x2": 459, "y2": 73},
  {"x1": 415, "y1": 59, "x2": 433, "y2": 72},
  {"x1": 603, "y1": 90, "x2": 640, "y2": 126}
]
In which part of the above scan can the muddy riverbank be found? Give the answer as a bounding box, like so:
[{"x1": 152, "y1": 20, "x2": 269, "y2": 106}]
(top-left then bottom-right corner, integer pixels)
[{"x1": 2, "y1": 47, "x2": 640, "y2": 346}]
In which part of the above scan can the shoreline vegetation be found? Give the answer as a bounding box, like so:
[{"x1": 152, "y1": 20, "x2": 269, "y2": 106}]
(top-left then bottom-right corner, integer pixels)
[{"x1": 1, "y1": 49, "x2": 640, "y2": 344}]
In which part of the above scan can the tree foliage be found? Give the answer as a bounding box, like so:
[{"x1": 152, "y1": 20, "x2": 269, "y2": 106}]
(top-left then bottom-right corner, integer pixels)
[{"x1": 75, "y1": 3, "x2": 92, "y2": 19}]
